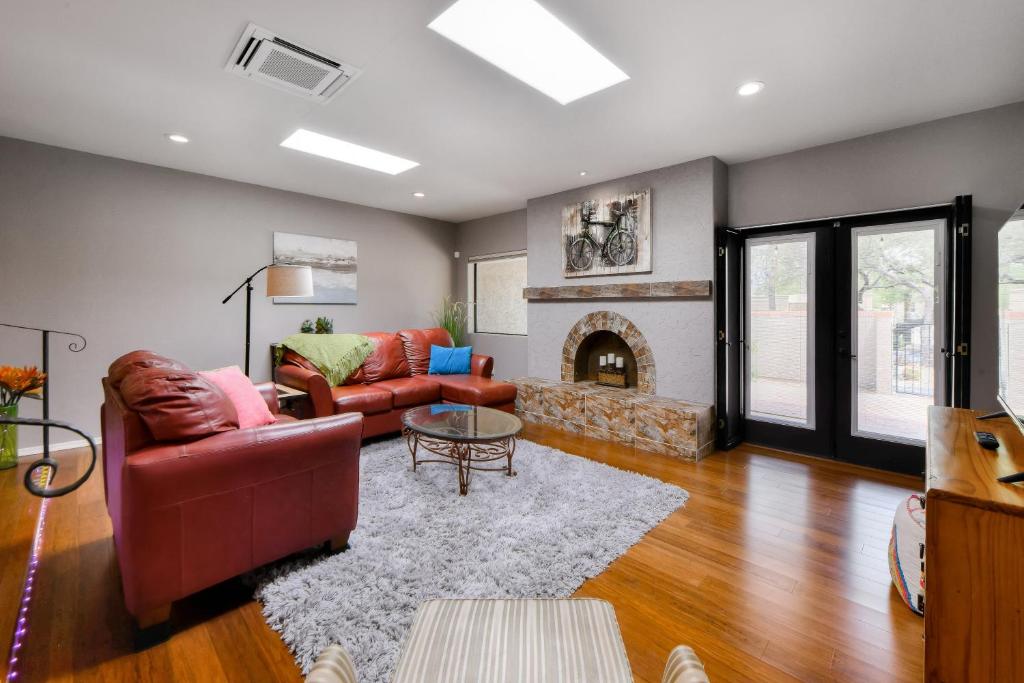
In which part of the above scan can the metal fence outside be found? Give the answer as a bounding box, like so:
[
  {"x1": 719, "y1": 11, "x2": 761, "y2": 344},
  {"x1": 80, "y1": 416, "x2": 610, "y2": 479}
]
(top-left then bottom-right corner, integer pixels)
[{"x1": 892, "y1": 322, "x2": 933, "y2": 396}]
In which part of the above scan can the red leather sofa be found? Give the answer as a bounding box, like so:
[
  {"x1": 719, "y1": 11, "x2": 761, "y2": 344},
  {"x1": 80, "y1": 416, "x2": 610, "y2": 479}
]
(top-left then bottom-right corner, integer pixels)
[
  {"x1": 275, "y1": 327, "x2": 517, "y2": 438},
  {"x1": 101, "y1": 351, "x2": 362, "y2": 633}
]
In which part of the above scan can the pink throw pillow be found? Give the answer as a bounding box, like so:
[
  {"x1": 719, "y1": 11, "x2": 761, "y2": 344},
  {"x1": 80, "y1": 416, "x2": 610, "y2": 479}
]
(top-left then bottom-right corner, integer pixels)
[{"x1": 198, "y1": 365, "x2": 276, "y2": 429}]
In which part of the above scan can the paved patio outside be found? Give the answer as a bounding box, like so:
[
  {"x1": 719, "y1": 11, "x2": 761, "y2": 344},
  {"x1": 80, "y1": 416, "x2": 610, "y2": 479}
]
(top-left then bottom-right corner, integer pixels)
[{"x1": 750, "y1": 377, "x2": 932, "y2": 442}]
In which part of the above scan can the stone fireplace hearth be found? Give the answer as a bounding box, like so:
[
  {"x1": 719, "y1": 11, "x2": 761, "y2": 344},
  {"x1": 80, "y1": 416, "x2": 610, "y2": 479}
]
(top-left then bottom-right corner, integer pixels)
[{"x1": 510, "y1": 377, "x2": 715, "y2": 461}]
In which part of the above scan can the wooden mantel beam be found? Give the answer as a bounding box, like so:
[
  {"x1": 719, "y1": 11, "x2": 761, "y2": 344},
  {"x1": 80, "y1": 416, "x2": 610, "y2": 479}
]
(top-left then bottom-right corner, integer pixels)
[{"x1": 523, "y1": 280, "x2": 711, "y2": 301}]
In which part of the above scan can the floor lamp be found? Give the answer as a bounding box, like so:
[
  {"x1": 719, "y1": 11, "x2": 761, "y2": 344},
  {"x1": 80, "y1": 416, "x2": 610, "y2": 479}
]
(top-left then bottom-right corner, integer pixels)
[{"x1": 222, "y1": 264, "x2": 314, "y2": 376}]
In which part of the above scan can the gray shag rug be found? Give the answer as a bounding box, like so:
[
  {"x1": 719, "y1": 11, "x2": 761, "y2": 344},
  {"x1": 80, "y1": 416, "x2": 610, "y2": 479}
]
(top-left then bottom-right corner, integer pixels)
[{"x1": 254, "y1": 436, "x2": 688, "y2": 682}]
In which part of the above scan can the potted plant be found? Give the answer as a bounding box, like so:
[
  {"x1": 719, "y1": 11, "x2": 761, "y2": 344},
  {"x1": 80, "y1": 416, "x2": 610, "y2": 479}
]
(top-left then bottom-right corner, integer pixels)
[
  {"x1": 0, "y1": 365, "x2": 47, "y2": 470},
  {"x1": 315, "y1": 317, "x2": 334, "y2": 334},
  {"x1": 433, "y1": 297, "x2": 468, "y2": 346}
]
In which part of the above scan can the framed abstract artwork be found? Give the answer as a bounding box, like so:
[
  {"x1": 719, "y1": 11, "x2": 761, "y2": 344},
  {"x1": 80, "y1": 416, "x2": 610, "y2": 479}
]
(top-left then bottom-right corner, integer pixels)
[{"x1": 273, "y1": 231, "x2": 357, "y2": 304}]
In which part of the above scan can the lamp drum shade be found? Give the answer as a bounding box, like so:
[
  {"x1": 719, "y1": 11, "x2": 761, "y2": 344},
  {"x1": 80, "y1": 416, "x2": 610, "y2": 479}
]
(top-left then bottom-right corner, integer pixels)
[{"x1": 266, "y1": 265, "x2": 314, "y2": 298}]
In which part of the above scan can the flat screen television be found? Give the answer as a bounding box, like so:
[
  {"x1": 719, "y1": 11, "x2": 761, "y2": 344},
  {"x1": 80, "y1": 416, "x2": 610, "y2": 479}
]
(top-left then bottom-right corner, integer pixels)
[{"x1": 997, "y1": 204, "x2": 1024, "y2": 428}]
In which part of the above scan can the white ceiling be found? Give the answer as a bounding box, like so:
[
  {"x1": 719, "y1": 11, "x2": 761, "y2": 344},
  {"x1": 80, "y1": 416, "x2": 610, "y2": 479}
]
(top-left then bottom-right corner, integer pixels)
[{"x1": 2, "y1": 0, "x2": 1023, "y2": 223}]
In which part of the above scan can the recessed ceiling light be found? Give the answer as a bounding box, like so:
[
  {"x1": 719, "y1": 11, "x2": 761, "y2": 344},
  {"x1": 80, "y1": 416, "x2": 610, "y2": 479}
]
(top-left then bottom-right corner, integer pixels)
[
  {"x1": 428, "y1": 0, "x2": 629, "y2": 105},
  {"x1": 165, "y1": 133, "x2": 189, "y2": 143},
  {"x1": 280, "y1": 129, "x2": 419, "y2": 175},
  {"x1": 579, "y1": 171, "x2": 587, "y2": 176},
  {"x1": 413, "y1": 192, "x2": 426, "y2": 198},
  {"x1": 737, "y1": 81, "x2": 765, "y2": 97}
]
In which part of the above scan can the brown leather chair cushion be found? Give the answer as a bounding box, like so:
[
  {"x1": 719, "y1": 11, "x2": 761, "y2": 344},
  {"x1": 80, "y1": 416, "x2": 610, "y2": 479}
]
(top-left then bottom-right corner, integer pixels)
[
  {"x1": 360, "y1": 332, "x2": 411, "y2": 383},
  {"x1": 417, "y1": 375, "x2": 517, "y2": 406},
  {"x1": 330, "y1": 385, "x2": 394, "y2": 415},
  {"x1": 397, "y1": 328, "x2": 453, "y2": 375},
  {"x1": 108, "y1": 350, "x2": 189, "y2": 389},
  {"x1": 374, "y1": 377, "x2": 441, "y2": 408},
  {"x1": 119, "y1": 367, "x2": 239, "y2": 441}
]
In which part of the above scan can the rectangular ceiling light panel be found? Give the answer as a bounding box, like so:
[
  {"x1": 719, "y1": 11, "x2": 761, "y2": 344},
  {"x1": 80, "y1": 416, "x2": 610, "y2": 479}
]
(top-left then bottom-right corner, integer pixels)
[
  {"x1": 280, "y1": 129, "x2": 419, "y2": 175},
  {"x1": 428, "y1": 0, "x2": 629, "y2": 105}
]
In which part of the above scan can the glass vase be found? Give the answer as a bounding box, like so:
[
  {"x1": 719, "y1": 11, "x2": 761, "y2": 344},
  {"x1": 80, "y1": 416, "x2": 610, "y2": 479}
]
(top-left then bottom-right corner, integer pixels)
[{"x1": 0, "y1": 404, "x2": 17, "y2": 470}]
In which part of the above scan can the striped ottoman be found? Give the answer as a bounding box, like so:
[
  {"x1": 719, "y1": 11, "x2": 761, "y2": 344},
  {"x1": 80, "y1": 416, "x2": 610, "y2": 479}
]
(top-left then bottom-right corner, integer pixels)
[{"x1": 392, "y1": 598, "x2": 633, "y2": 682}]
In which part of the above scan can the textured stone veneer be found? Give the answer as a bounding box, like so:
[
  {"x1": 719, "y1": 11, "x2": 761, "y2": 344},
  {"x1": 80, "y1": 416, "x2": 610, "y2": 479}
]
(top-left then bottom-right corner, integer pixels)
[
  {"x1": 561, "y1": 311, "x2": 656, "y2": 395},
  {"x1": 511, "y1": 377, "x2": 715, "y2": 461}
]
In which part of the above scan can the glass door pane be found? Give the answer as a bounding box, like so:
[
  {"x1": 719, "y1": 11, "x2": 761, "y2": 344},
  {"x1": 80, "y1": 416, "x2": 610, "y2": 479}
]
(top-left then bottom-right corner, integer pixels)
[
  {"x1": 851, "y1": 221, "x2": 944, "y2": 443},
  {"x1": 745, "y1": 234, "x2": 815, "y2": 427}
]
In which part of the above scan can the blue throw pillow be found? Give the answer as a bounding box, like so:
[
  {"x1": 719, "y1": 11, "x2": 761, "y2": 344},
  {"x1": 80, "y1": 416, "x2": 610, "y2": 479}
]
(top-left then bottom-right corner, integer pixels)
[
  {"x1": 428, "y1": 344, "x2": 472, "y2": 375},
  {"x1": 430, "y1": 404, "x2": 472, "y2": 415}
]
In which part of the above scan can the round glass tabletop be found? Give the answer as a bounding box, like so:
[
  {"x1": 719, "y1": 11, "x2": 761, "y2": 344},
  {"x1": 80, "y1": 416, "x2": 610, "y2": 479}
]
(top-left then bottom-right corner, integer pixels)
[{"x1": 402, "y1": 404, "x2": 522, "y2": 442}]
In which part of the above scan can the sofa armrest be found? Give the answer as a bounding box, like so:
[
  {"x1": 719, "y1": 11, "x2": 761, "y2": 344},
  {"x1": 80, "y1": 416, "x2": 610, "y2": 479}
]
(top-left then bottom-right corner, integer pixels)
[
  {"x1": 254, "y1": 381, "x2": 280, "y2": 415},
  {"x1": 276, "y1": 364, "x2": 333, "y2": 417},
  {"x1": 470, "y1": 354, "x2": 494, "y2": 378},
  {"x1": 123, "y1": 412, "x2": 362, "y2": 507},
  {"x1": 662, "y1": 646, "x2": 710, "y2": 683}
]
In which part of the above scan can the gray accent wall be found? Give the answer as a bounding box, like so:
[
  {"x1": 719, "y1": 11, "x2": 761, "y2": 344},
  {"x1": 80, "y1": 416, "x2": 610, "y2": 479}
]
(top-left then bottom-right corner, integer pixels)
[
  {"x1": 729, "y1": 101, "x2": 1024, "y2": 411},
  {"x1": 0, "y1": 136, "x2": 456, "y2": 450},
  {"x1": 455, "y1": 209, "x2": 529, "y2": 380},
  {"x1": 525, "y1": 157, "x2": 727, "y2": 404}
]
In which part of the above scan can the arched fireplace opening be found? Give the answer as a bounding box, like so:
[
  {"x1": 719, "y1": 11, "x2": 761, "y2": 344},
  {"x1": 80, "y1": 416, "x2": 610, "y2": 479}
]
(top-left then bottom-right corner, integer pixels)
[
  {"x1": 561, "y1": 311, "x2": 655, "y2": 394},
  {"x1": 573, "y1": 331, "x2": 637, "y2": 388}
]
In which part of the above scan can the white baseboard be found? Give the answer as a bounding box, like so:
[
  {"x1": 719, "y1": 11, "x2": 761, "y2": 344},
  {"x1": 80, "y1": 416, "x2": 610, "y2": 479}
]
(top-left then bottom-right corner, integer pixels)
[{"x1": 17, "y1": 437, "x2": 102, "y2": 457}]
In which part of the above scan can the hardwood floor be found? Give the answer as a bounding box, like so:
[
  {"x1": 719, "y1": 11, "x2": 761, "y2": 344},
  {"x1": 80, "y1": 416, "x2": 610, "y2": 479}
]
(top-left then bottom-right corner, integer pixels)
[{"x1": 1, "y1": 426, "x2": 924, "y2": 682}]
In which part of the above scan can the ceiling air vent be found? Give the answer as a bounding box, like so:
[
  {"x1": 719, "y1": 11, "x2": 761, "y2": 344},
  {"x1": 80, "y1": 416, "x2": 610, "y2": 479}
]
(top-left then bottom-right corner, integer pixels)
[{"x1": 225, "y1": 23, "x2": 361, "y2": 104}]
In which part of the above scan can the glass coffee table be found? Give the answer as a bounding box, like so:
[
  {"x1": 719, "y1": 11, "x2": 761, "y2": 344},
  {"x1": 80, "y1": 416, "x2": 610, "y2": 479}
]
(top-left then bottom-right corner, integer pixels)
[{"x1": 402, "y1": 404, "x2": 523, "y2": 495}]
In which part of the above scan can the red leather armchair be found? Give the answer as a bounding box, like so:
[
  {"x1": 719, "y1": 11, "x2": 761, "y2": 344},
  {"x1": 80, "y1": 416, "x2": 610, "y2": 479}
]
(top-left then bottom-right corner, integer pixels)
[
  {"x1": 101, "y1": 352, "x2": 362, "y2": 632},
  {"x1": 275, "y1": 328, "x2": 517, "y2": 438}
]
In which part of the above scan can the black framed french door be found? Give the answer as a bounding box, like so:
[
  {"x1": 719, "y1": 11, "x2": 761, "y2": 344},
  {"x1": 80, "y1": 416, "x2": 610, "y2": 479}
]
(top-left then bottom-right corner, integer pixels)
[
  {"x1": 740, "y1": 226, "x2": 836, "y2": 457},
  {"x1": 834, "y1": 213, "x2": 948, "y2": 471},
  {"x1": 715, "y1": 198, "x2": 972, "y2": 475}
]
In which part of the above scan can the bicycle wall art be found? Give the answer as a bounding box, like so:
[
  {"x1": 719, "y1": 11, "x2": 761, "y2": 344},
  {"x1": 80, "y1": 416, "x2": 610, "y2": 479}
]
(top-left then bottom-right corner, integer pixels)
[{"x1": 560, "y1": 188, "x2": 652, "y2": 278}]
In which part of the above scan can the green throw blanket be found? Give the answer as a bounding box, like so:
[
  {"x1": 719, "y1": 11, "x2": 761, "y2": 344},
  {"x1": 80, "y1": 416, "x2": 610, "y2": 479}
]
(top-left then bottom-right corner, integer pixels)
[{"x1": 281, "y1": 333, "x2": 375, "y2": 386}]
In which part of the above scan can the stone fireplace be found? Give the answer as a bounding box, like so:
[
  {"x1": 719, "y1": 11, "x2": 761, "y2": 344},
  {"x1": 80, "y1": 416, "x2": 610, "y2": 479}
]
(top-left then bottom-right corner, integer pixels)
[
  {"x1": 513, "y1": 310, "x2": 714, "y2": 461},
  {"x1": 561, "y1": 311, "x2": 654, "y2": 394},
  {"x1": 517, "y1": 155, "x2": 723, "y2": 460}
]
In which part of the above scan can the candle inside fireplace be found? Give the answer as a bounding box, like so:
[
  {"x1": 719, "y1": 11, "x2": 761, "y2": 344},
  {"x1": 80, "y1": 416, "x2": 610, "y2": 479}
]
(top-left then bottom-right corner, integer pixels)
[
  {"x1": 606, "y1": 353, "x2": 615, "y2": 366},
  {"x1": 616, "y1": 357, "x2": 624, "y2": 369},
  {"x1": 599, "y1": 356, "x2": 607, "y2": 367}
]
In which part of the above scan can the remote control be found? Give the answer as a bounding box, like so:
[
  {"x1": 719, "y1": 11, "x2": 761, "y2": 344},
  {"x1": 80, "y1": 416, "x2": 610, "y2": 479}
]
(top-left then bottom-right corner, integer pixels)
[
  {"x1": 998, "y1": 471, "x2": 1024, "y2": 484},
  {"x1": 975, "y1": 431, "x2": 999, "y2": 450}
]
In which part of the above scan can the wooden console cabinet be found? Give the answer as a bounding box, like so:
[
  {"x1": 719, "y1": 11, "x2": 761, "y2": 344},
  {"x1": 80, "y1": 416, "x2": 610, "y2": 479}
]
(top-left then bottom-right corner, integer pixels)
[{"x1": 925, "y1": 406, "x2": 1024, "y2": 682}]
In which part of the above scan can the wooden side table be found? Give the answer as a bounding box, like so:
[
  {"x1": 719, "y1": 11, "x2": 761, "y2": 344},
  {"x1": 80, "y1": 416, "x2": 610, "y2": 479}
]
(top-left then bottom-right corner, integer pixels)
[{"x1": 275, "y1": 383, "x2": 311, "y2": 419}]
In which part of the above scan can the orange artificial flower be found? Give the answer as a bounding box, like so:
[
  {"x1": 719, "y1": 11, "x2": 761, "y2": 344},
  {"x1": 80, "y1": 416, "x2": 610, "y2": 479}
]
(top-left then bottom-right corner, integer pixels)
[{"x1": 0, "y1": 365, "x2": 47, "y2": 407}]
